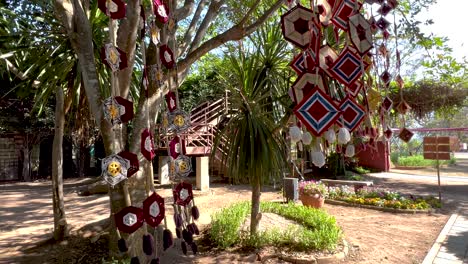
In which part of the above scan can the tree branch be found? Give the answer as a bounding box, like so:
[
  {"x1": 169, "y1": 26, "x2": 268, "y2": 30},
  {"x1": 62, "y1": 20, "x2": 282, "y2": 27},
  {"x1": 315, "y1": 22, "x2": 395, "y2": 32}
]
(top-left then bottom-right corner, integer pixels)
[
  {"x1": 188, "y1": 0, "x2": 226, "y2": 53},
  {"x1": 116, "y1": 0, "x2": 141, "y2": 99},
  {"x1": 179, "y1": 0, "x2": 208, "y2": 56},
  {"x1": 174, "y1": 0, "x2": 196, "y2": 21},
  {"x1": 178, "y1": 0, "x2": 283, "y2": 73}
]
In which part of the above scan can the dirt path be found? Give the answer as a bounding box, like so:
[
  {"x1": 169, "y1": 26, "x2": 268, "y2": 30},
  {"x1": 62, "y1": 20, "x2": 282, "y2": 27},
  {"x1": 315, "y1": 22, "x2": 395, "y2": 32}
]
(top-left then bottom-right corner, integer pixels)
[{"x1": 1, "y1": 173, "x2": 466, "y2": 263}]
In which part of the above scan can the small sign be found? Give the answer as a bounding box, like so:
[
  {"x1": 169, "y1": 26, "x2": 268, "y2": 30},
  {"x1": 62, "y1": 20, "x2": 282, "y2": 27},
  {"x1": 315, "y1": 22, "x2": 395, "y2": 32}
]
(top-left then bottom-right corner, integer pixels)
[{"x1": 423, "y1": 136, "x2": 452, "y2": 161}]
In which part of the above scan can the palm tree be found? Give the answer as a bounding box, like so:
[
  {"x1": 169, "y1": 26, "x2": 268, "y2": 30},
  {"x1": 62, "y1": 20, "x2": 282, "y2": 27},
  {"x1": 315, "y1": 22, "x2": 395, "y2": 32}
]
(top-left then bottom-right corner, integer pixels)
[{"x1": 213, "y1": 22, "x2": 292, "y2": 235}]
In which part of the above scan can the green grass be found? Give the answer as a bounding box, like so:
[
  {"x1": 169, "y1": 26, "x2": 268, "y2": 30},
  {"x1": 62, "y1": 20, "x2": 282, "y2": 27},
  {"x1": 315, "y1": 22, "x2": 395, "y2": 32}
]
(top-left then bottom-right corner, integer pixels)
[
  {"x1": 209, "y1": 201, "x2": 341, "y2": 251},
  {"x1": 396, "y1": 155, "x2": 457, "y2": 167}
]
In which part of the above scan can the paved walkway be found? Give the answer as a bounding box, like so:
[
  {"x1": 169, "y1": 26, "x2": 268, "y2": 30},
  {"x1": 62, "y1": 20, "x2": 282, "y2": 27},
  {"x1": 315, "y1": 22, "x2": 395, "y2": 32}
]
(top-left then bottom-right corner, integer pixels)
[{"x1": 373, "y1": 153, "x2": 468, "y2": 264}]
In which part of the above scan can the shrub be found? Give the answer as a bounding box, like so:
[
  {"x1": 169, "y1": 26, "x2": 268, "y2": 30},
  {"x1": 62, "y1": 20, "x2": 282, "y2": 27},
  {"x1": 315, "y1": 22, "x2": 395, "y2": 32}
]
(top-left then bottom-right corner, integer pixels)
[
  {"x1": 209, "y1": 201, "x2": 341, "y2": 251},
  {"x1": 396, "y1": 154, "x2": 457, "y2": 167}
]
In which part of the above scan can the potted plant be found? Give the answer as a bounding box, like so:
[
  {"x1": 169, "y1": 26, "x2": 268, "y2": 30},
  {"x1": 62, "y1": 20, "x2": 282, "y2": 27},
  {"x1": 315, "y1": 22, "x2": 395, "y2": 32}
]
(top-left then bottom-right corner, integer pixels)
[{"x1": 298, "y1": 180, "x2": 328, "y2": 208}]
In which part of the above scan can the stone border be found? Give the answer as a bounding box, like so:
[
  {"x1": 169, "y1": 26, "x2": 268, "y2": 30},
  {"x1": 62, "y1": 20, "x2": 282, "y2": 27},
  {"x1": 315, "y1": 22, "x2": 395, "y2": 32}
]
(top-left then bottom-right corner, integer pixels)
[
  {"x1": 394, "y1": 165, "x2": 429, "y2": 170},
  {"x1": 257, "y1": 239, "x2": 350, "y2": 264},
  {"x1": 325, "y1": 199, "x2": 433, "y2": 214}
]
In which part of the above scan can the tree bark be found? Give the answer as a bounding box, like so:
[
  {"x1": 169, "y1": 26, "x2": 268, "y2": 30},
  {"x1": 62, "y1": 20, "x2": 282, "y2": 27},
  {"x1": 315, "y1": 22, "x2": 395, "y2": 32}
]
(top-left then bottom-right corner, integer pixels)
[
  {"x1": 52, "y1": 86, "x2": 68, "y2": 241},
  {"x1": 250, "y1": 176, "x2": 262, "y2": 236}
]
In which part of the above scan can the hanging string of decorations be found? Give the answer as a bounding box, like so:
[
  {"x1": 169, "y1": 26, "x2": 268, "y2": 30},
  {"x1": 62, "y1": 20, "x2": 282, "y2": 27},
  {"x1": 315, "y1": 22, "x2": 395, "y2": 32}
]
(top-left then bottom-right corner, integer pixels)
[
  {"x1": 281, "y1": 0, "x2": 408, "y2": 166},
  {"x1": 95, "y1": 0, "x2": 202, "y2": 262}
]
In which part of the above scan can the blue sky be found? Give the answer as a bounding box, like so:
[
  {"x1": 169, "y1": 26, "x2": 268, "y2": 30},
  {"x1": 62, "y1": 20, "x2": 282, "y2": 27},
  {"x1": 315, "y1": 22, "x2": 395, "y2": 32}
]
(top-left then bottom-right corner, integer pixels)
[{"x1": 418, "y1": 0, "x2": 467, "y2": 60}]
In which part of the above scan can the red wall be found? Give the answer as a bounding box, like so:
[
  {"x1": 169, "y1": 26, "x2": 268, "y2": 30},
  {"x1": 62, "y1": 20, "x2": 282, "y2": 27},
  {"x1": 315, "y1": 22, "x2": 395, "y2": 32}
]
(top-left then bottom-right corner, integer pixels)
[{"x1": 356, "y1": 141, "x2": 390, "y2": 172}]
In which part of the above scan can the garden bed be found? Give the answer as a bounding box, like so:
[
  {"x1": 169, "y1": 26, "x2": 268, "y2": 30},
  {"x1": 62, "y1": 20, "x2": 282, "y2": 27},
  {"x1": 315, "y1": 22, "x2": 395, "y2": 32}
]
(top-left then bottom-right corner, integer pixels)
[
  {"x1": 325, "y1": 199, "x2": 433, "y2": 214},
  {"x1": 327, "y1": 186, "x2": 441, "y2": 213}
]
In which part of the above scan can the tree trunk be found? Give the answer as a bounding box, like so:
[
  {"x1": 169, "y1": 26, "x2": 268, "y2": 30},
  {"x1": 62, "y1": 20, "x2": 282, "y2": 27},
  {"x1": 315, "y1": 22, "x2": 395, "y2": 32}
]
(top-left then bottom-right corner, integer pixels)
[
  {"x1": 22, "y1": 147, "x2": 31, "y2": 181},
  {"x1": 78, "y1": 140, "x2": 88, "y2": 178},
  {"x1": 250, "y1": 176, "x2": 262, "y2": 236},
  {"x1": 52, "y1": 86, "x2": 68, "y2": 241}
]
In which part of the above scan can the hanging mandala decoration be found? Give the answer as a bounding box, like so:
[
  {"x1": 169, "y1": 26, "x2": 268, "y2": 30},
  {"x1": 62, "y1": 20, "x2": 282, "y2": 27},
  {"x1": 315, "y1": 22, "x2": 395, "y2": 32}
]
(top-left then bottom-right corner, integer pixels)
[
  {"x1": 399, "y1": 128, "x2": 414, "y2": 143},
  {"x1": 169, "y1": 136, "x2": 186, "y2": 159},
  {"x1": 141, "y1": 128, "x2": 155, "y2": 161},
  {"x1": 98, "y1": 0, "x2": 126, "y2": 19},
  {"x1": 348, "y1": 13, "x2": 373, "y2": 55},
  {"x1": 167, "y1": 110, "x2": 191, "y2": 133},
  {"x1": 174, "y1": 155, "x2": 192, "y2": 178},
  {"x1": 318, "y1": 44, "x2": 339, "y2": 77},
  {"x1": 339, "y1": 96, "x2": 366, "y2": 132},
  {"x1": 289, "y1": 72, "x2": 326, "y2": 104},
  {"x1": 101, "y1": 154, "x2": 129, "y2": 187},
  {"x1": 290, "y1": 51, "x2": 315, "y2": 75},
  {"x1": 329, "y1": 47, "x2": 367, "y2": 87},
  {"x1": 100, "y1": 44, "x2": 128, "y2": 71},
  {"x1": 281, "y1": 5, "x2": 315, "y2": 50},
  {"x1": 160, "y1": 44, "x2": 175, "y2": 69},
  {"x1": 103, "y1": 96, "x2": 134, "y2": 125},
  {"x1": 153, "y1": 0, "x2": 170, "y2": 24},
  {"x1": 165, "y1": 91, "x2": 178, "y2": 112},
  {"x1": 331, "y1": 0, "x2": 361, "y2": 31},
  {"x1": 293, "y1": 87, "x2": 341, "y2": 137},
  {"x1": 143, "y1": 192, "x2": 165, "y2": 227},
  {"x1": 173, "y1": 182, "x2": 193, "y2": 206},
  {"x1": 115, "y1": 206, "x2": 144, "y2": 234},
  {"x1": 118, "y1": 151, "x2": 139, "y2": 177}
]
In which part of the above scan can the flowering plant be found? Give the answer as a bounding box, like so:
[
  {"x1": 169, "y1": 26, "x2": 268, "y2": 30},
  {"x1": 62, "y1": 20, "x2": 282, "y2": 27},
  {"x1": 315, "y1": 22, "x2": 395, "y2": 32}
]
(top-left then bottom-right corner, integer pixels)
[{"x1": 298, "y1": 180, "x2": 328, "y2": 198}]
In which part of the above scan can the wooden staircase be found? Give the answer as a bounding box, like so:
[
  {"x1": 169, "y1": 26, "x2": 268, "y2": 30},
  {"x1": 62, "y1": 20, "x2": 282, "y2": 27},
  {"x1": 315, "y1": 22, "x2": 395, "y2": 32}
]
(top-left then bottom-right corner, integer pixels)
[{"x1": 156, "y1": 95, "x2": 230, "y2": 176}]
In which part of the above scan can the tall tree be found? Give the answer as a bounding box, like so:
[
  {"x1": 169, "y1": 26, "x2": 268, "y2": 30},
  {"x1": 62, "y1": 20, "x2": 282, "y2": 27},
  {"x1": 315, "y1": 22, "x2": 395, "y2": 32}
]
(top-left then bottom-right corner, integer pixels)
[
  {"x1": 213, "y1": 21, "x2": 291, "y2": 236},
  {"x1": 51, "y1": 86, "x2": 68, "y2": 241},
  {"x1": 52, "y1": 0, "x2": 284, "y2": 256}
]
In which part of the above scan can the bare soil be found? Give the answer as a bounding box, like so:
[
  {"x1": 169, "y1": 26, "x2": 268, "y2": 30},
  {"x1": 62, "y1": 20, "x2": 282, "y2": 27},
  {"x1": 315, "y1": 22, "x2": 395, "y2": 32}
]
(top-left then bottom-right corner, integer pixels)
[{"x1": 1, "y1": 171, "x2": 466, "y2": 264}]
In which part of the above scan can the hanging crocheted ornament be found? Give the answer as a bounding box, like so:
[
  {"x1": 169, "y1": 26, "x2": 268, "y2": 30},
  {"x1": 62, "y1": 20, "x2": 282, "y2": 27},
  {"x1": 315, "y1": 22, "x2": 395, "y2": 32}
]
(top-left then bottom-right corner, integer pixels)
[
  {"x1": 174, "y1": 155, "x2": 192, "y2": 177},
  {"x1": 289, "y1": 126, "x2": 302, "y2": 143},
  {"x1": 345, "y1": 144, "x2": 355, "y2": 157},
  {"x1": 115, "y1": 206, "x2": 144, "y2": 234},
  {"x1": 141, "y1": 128, "x2": 156, "y2": 161},
  {"x1": 168, "y1": 136, "x2": 186, "y2": 159},
  {"x1": 312, "y1": 151, "x2": 326, "y2": 168},
  {"x1": 165, "y1": 91, "x2": 178, "y2": 112},
  {"x1": 173, "y1": 182, "x2": 194, "y2": 206},
  {"x1": 281, "y1": 5, "x2": 315, "y2": 50},
  {"x1": 167, "y1": 110, "x2": 191, "y2": 133},
  {"x1": 101, "y1": 154, "x2": 129, "y2": 187},
  {"x1": 153, "y1": 0, "x2": 170, "y2": 24},
  {"x1": 159, "y1": 44, "x2": 175, "y2": 69},
  {"x1": 100, "y1": 43, "x2": 128, "y2": 72},
  {"x1": 118, "y1": 151, "x2": 139, "y2": 177},
  {"x1": 337, "y1": 127, "x2": 351, "y2": 144},
  {"x1": 302, "y1": 131, "x2": 313, "y2": 145},
  {"x1": 143, "y1": 192, "x2": 165, "y2": 227},
  {"x1": 98, "y1": 0, "x2": 126, "y2": 19}
]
